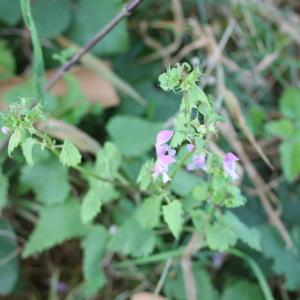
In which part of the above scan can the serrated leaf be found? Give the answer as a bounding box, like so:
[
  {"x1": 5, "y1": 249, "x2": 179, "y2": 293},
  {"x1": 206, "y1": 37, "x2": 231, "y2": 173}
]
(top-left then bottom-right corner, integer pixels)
[
  {"x1": 23, "y1": 201, "x2": 87, "y2": 258},
  {"x1": 86, "y1": 142, "x2": 121, "y2": 205},
  {"x1": 280, "y1": 134, "x2": 300, "y2": 181},
  {"x1": 135, "y1": 197, "x2": 161, "y2": 229},
  {"x1": 137, "y1": 160, "x2": 154, "y2": 191},
  {"x1": 224, "y1": 212, "x2": 261, "y2": 251},
  {"x1": 67, "y1": 0, "x2": 129, "y2": 56},
  {"x1": 59, "y1": 140, "x2": 82, "y2": 167},
  {"x1": 8, "y1": 128, "x2": 22, "y2": 157},
  {"x1": 81, "y1": 226, "x2": 108, "y2": 297},
  {"x1": 108, "y1": 218, "x2": 156, "y2": 257},
  {"x1": 21, "y1": 156, "x2": 70, "y2": 205},
  {"x1": 280, "y1": 87, "x2": 300, "y2": 120},
  {"x1": 107, "y1": 115, "x2": 162, "y2": 157},
  {"x1": 265, "y1": 119, "x2": 295, "y2": 139},
  {"x1": 162, "y1": 200, "x2": 183, "y2": 239},
  {"x1": 21, "y1": 137, "x2": 35, "y2": 166},
  {"x1": 81, "y1": 190, "x2": 102, "y2": 224},
  {"x1": 206, "y1": 222, "x2": 237, "y2": 251}
]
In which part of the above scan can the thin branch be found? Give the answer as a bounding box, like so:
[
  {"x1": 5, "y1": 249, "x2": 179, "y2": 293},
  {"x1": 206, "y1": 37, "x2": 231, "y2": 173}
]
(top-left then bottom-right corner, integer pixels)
[{"x1": 45, "y1": 0, "x2": 143, "y2": 91}]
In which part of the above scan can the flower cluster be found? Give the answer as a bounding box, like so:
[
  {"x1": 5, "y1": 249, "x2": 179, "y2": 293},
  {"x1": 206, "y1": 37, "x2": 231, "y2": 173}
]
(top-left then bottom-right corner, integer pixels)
[
  {"x1": 153, "y1": 130, "x2": 176, "y2": 183},
  {"x1": 153, "y1": 131, "x2": 239, "y2": 182}
]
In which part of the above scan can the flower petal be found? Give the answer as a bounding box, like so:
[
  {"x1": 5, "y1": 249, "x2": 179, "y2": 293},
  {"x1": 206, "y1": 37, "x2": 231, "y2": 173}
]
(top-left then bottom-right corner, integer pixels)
[
  {"x1": 187, "y1": 143, "x2": 195, "y2": 152},
  {"x1": 156, "y1": 130, "x2": 174, "y2": 145}
]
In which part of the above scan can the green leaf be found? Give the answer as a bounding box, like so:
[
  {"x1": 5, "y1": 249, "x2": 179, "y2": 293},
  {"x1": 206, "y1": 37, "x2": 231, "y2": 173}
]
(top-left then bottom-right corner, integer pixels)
[
  {"x1": 0, "y1": 40, "x2": 15, "y2": 80},
  {"x1": 206, "y1": 221, "x2": 237, "y2": 251},
  {"x1": 0, "y1": 0, "x2": 21, "y2": 25},
  {"x1": 21, "y1": 137, "x2": 35, "y2": 166},
  {"x1": 135, "y1": 197, "x2": 161, "y2": 229},
  {"x1": 8, "y1": 128, "x2": 22, "y2": 157},
  {"x1": 280, "y1": 87, "x2": 300, "y2": 120},
  {"x1": 67, "y1": 0, "x2": 129, "y2": 56},
  {"x1": 108, "y1": 218, "x2": 156, "y2": 257},
  {"x1": 0, "y1": 220, "x2": 19, "y2": 296},
  {"x1": 81, "y1": 226, "x2": 108, "y2": 297},
  {"x1": 162, "y1": 200, "x2": 183, "y2": 239},
  {"x1": 265, "y1": 119, "x2": 295, "y2": 139},
  {"x1": 221, "y1": 280, "x2": 264, "y2": 300},
  {"x1": 280, "y1": 134, "x2": 300, "y2": 181},
  {"x1": 31, "y1": 0, "x2": 71, "y2": 38},
  {"x1": 87, "y1": 142, "x2": 121, "y2": 205},
  {"x1": 21, "y1": 156, "x2": 70, "y2": 205},
  {"x1": 171, "y1": 170, "x2": 200, "y2": 197},
  {"x1": 59, "y1": 140, "x2": 82, "y2": 167},
  {"x1": 23, "y1": 201, "x2": 87, "y2": 258},
  {"x1": 224, "y1": 212, "x2": 261, "y2": 251},
  {"x1": 137, "y1": 160, "x2": 155, "y2": 191},
  {"x1": 0, "y1": 168, "x2": 8, "y2": 211},
  {"x1": 107, "y1": 115, "x2": 162, "y2": 157},
  {"x1": 164, "y1": 263, "x2": 218, "y2": 300},
  {"x1": 259, "y1": 225, "x2": 300, "y2": 290},
  {"x1": 81, "y1": 190, "x2": 102, "y2": 224}
]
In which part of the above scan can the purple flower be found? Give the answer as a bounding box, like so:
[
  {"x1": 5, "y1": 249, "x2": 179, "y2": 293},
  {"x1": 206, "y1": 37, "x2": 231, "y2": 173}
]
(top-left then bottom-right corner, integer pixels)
[
  {"x1": 1, "y1": 127, "x2": 10, "y2": 135},
  {"x1": 187, "y1": 154, "x2": 206, "y2": 171},
  {"x1": 187, "y1": 143, "x2": 195, "y2": 152},
  {"x1": 153, "y1": 130, "x2": 176, "y2": 183},
  {"x1": 55, "y1": 282, "x2": 69, "y2": 293},
  {"x1": 223, "y1": 152, "x2": 239, "y2": 180}
]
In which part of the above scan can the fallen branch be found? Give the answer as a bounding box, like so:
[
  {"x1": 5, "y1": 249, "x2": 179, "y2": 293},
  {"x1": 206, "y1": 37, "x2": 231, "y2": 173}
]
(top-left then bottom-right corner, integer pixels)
[{"x1": 46, "y1": 0, "x2": 143, "y2": 91}]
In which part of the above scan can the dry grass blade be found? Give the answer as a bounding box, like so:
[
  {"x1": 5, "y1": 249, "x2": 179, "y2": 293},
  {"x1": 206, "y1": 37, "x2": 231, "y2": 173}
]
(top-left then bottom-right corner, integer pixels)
[{"x1": 218, "y1": 110, "x2": 292, "y2": 248}]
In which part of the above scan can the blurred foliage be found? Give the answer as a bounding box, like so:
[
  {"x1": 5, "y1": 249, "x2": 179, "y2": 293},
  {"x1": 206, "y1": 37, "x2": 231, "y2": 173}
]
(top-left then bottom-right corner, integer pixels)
[{"x1": 0, "y1": 0, "x2": 299, "y2": 299}]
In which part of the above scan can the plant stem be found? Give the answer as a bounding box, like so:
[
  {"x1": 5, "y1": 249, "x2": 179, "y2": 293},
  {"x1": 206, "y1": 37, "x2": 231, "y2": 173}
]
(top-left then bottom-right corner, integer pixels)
[
  {"x1": 229, "y1": 248, "x2": 275, "y2": 300},
  {"x1": 46, "y1": 0, "x2": 144, "y2": 91},
  {"x1": 20, "y1": 0, "x2": 45, "y2": 102}
]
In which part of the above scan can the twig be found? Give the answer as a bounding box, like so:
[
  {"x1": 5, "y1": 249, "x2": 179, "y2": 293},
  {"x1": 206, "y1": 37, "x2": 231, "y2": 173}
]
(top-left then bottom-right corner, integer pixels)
[
  {"x1": 181, "y1": 233, "x2": 203, "y2": 300},
  {"x1": 45, "y1": 0, "x2": 143, "y2": 91},
  {"x1": 218, "y1": 110, "x2": 293, "y2": 249}
]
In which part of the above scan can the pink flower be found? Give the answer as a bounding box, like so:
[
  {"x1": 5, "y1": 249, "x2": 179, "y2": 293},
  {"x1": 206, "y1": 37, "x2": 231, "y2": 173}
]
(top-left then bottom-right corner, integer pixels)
[
  {"x1": 223, "y1": 152, "x2": 239, "y2": 180},
  {"x1": 1, "y1": 127, "x2": 10, "y2": 135},
  {"x1": 187, "y1": 143, "x2": 195, "y2": 152},
  {"x1": 187, "y1": 154, "x2": 206, "y2": 171},
  {"x1": 153, "y1": 130, "x2": 176, "y2": 183}
]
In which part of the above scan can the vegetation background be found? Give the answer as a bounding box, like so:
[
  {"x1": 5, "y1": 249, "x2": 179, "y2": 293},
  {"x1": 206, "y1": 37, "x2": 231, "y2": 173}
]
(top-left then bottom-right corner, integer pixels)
[{"x1": 0, "y1": 0, "x2": 300, "y2": 299}]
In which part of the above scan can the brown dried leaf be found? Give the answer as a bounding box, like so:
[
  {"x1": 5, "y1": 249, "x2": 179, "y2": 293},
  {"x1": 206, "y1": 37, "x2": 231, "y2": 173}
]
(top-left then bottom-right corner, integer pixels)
[
  {"x1": 0, "y1": 66, "x2": 119, "y2": 109},
  {"x1": 37, "y1": 119, "x2": 100, "y2": 155}
]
